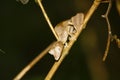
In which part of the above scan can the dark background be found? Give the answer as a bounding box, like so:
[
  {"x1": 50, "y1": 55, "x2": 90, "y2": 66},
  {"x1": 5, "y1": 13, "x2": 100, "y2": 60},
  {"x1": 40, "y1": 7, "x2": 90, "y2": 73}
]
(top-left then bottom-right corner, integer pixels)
[{"x1": 0, "y1": 0, "x2": 120, "y2": 80}]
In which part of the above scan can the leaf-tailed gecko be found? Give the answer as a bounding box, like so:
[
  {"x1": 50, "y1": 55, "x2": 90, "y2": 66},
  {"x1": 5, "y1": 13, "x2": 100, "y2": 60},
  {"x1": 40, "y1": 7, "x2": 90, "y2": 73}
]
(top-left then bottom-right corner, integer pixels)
[{"x1": 49, "y1": 13, "x2": 84, "y2": 60}]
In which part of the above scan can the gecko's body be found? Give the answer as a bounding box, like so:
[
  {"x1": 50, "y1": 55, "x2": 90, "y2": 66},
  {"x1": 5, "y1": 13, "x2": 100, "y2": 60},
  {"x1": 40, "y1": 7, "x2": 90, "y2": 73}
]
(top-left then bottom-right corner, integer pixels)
[{"x1": 49, "y1": 13, "x2": 84, "y2": 60}]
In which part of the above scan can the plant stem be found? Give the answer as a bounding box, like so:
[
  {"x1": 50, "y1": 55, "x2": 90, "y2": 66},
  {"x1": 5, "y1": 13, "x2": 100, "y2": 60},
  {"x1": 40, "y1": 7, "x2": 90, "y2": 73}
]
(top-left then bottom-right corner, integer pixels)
[
  {"x1": 13, "y1": 42, "x2": 56, "y2": 80},
  {"x1": 36, "y1": 0, "x2": 59, "y2": 40},
  {"x1": 102, "y1": 0, "x2": 112, "y2": 61}
]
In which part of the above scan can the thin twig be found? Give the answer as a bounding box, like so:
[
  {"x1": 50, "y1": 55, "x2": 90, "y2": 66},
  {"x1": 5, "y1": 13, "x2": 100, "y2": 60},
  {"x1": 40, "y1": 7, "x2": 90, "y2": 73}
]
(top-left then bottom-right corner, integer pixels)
[
  {"x1": 102, "y1": 0, "x2": 112, "y2": 61},
  {"x1": 13, "y1": 42, "x2": 56, "y2": 80},
  {"x1": 45, "y1": 0, "x2": 102, "y2": 79},
  {"x1": 36, "y1": 0, "x2": 59, "y2": 40}
]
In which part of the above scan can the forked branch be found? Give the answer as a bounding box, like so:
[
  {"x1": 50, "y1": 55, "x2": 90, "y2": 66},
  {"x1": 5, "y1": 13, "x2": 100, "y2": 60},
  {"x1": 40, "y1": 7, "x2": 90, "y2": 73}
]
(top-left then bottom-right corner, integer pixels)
[
  {"x1": 101, "y1": 0, "x2": 120, "y2": 61},
  {"x1": 102, "y1": 0, "x2": 112, "y2": 61}
]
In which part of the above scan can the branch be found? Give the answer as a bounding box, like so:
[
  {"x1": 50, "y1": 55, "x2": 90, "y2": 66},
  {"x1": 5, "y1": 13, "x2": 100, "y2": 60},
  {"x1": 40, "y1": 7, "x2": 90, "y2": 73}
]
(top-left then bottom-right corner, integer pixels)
[
  {"x1": 101, "y1": 0, "x2": 120, "y2": 61},
  {"x1": 36, "y1": 0, "x2": 59, "y2": 40},
  {"x1": 45, "y1": 0, "x2": 102, "y2": 79},
  {"x1": 13, "y1": 42, "x2": 56, "y2": 80},
  {"x1": 101, "y1": 0, "x2": 112, "y2": 61}
]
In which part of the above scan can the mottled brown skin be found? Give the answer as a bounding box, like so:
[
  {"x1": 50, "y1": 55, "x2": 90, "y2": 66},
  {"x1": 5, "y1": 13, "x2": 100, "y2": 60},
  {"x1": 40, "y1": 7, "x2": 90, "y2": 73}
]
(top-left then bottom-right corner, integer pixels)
[
  {"x1": 55, "y1": 13, "x2": 84, "y2": 44},
  {"x1": 49, "y1": 13, "x2": 84, "y2": 60}
]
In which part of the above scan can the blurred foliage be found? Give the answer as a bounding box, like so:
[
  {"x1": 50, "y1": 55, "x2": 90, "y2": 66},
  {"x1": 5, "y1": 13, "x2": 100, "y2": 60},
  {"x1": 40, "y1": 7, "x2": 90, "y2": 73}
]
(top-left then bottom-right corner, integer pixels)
[
  {"x1": 116, "y1": 0, "x2": 120, "y2": 15},
  {"x1": 0, "y1": 0, "x2": 120, "y2": 80}
]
